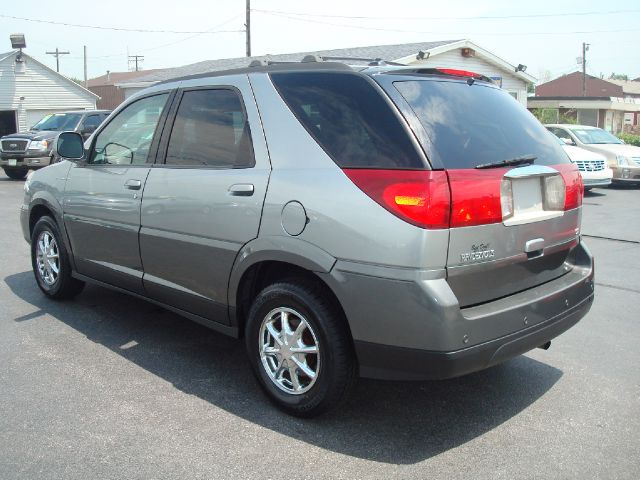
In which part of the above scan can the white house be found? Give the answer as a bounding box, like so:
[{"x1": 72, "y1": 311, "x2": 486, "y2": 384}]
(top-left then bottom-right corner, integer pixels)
[
  {"x1": 116, "y1": 39, "x2": 536, "y2": 106},
  {"x1": 0, "y1": 50, "x2": 98, "y2": 136}
]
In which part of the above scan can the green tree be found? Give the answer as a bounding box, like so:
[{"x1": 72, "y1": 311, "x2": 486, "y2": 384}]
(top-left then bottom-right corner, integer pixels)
[
  {"x1": 531, "y1": 108, "x2": 558, "y2": 124},
  {"x1": 609, "y1": 73, "x2": 629, "y2": 81}
]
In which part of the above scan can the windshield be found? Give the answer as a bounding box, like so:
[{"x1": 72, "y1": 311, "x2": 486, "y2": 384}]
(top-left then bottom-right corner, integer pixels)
[
  {"x1": 393, "y1": 79, "x2": 569, "y2": 169},
  {"x1": 32, "y1": 113, "x2": 82, "y2": 131},
  {"x1": 569, "y1": 127, "x2": 623, "y2": 144}
]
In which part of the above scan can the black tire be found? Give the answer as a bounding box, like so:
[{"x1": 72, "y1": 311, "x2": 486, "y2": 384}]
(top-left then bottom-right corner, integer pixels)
[
  {"x1": 3, "y1": 166, "x2": 28, "y2": 180},
  {"x1": 31, "y1": 216, "x2": 85, "y2": 300},
  {"x1": 245, "y1": 279, "x2": 356, "y2": 417}
]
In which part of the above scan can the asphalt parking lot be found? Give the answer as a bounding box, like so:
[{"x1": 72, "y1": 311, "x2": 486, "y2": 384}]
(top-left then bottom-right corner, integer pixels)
[{"x1": 1, "y1": 176, "x2": 638, "y2": 480}]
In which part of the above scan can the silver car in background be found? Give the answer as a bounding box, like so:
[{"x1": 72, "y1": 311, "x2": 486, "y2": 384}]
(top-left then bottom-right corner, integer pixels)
[
  {"x1": 546, "y1": 123, "x2": 640, "y2": 185},
  {"x1": 21, "y1": 62, "x2": 594, "y2": 417}
]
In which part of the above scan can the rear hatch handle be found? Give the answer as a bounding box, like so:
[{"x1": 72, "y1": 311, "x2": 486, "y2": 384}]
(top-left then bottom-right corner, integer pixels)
[{"x1": 525, "y1": 238, "x2": 545, "y2": 259}]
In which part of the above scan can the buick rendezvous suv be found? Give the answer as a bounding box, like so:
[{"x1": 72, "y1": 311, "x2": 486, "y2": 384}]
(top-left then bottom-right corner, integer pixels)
[{"x1": 21, "y1": 61, "x2": 594, "y2": 417}]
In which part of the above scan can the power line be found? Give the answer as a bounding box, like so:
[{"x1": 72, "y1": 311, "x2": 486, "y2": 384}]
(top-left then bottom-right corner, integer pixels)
[
  {"x1": 0, "y1": 13, "x2": 244, "y2": 34},
  {"x1": 66, "y1": 14, "x2": 244, "y2": 61},
  {"x1": 255, "y1": 10, "x2": 640, "y2": 36},
  {"x1": 252, "y1": 8, "x2": 640, "y2": 21}
]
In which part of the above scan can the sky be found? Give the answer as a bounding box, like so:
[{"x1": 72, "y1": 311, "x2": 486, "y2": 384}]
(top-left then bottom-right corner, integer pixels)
[{"x1": 1, "y1": 0, "x2": 639, "y2": 83}]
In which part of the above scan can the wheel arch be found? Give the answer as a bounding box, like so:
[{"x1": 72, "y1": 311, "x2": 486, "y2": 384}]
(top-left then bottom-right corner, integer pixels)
[
  {"x1": 28, "y1": 195, "x2": 76, "y2": 270},
  {"x1": 229, "y1": 237, "x2": 352, "y2": 340}
]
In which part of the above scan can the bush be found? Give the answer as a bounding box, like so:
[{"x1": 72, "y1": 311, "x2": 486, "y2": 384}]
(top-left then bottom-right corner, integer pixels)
[{"x1": 618, "y1": 133, "x2": 640, "y2": 146}]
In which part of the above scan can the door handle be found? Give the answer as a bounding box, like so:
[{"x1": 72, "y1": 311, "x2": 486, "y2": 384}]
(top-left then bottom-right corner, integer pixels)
[
  {"x1": 124, "y1": 179, "x2": 142, "y2": 190},
  {"x1": 228, "y1": 183, "x2": 254, "y2": 196}
]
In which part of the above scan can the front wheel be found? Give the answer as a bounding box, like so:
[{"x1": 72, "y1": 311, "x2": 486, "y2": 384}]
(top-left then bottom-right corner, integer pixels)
[
  {"x1": 31, "y1": 216, "x2": 85, "y2": 299},
  {"x1": 3, "y1": 166, "x2": 28, "y2": 180},
  {"x1": 245, "y1": 280, "x2": 356, "y2": 417}
]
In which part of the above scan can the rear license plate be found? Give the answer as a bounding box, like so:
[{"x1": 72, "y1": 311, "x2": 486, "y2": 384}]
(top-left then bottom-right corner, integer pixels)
[
  {"x1": 512, "y1": 177, "x2": 543, "y2": 214},
  {"x1": 8, "y1": 159, "x2": 17, "y2": 166}
]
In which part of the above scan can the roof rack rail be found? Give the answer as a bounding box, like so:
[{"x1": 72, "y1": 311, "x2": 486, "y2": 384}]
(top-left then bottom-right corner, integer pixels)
[
  {"x1": 321, "y1": 56, "x2": 404, "y2": 66},
  {"x1": 249, "y1": 56, "x2": 404, "y2": 67}
]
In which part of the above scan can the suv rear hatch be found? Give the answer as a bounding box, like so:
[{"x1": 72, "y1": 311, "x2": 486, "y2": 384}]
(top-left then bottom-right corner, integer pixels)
[{"x1": 380, "y1": 71, "x2": 583, "y2": 307}]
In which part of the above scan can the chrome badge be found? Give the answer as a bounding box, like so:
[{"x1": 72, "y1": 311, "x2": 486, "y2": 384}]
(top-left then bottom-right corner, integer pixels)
[{"x1": 460, "y1": 243, "x2": 495, "y2": 263}]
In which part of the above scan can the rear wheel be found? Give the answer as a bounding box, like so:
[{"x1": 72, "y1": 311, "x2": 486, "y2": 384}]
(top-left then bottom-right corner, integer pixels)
[
  {"x1": 245, "y1": 279, "x2": 356, "y2": 417},
  {"x1": 31, "y1": 216, "x2": 84, "y2": 299},
  {"x1": 3, "y1": 166, "x2": 28, "y2": 180}
]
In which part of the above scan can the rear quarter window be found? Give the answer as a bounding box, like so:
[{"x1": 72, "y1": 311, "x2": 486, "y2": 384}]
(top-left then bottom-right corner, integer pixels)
[{"x1": 270, "y1": 72, "x2": 425, "y2": 169}]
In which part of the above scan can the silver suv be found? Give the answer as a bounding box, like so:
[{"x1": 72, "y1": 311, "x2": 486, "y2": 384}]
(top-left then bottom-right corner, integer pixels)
[{"x1": 21, "y1": 62, "x2": 595, "y2": 417}]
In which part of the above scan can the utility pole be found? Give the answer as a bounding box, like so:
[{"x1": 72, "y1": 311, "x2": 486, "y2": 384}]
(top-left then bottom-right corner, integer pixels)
[
  {"x1": 245, "y1": 0, "x2": 251, "y2": 57},
  {"x1": 45, "y1": 47, "x2": 70, "y2": 73},
  {"x1": 128, "y1": 55, "x2": 144, "y2": 72},
  {"x1": 83, "y1": 46, "x2": 88, "y2": 88},
  {"x1": 582, "y1": 42, "x2": 590, "y2": 97}
]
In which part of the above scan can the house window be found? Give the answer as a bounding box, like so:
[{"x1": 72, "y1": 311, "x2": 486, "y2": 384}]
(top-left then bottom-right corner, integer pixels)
[{"x1": 508, "y1": 91, "x2": 518, "y2": 101}]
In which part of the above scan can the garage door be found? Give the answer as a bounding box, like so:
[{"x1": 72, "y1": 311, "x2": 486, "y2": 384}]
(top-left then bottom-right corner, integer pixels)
[{"x1": 26, "y1": 110, "x2": 65, "y2": 130}]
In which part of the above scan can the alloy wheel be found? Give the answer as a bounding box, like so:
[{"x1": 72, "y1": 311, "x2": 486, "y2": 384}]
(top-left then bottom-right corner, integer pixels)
[{"x1": 259, "y1": 307, "x2": 321, "y2": 395}]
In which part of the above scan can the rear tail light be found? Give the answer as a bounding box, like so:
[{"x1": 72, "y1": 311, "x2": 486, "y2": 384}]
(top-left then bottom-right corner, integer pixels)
[
  {"x1": 543, "y1": 175, "x2": 566, "y2": 211},
  {"x1": 554, "y1": 164, "x2": 583, "y2": 210},
  {"x1": 343, "y1": 164, "x2": 583, "y2": 230},
  {"x1": 342, "y1": 169, "x2": 450, "y2": 229},
  {"x1": 500, "y1": 178, "x2": 514, "y2": 220},
  {"x1": 447, "y1": 169, "x2": 507, "y2": 227}
]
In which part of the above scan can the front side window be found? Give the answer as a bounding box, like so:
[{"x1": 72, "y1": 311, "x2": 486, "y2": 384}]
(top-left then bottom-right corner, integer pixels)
[
  {"x1": 548, "y1": 127, "x2": 573, "y2": 142},
  {"x1": 90, "y1": 94, "x2": 169, "y2": 165},
  {"x1": 165, "y1": 89, "x2": 255, "y2": 168}
]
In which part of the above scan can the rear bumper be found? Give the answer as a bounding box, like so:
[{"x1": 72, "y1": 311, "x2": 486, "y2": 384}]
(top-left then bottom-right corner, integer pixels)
[
  {"x1": 324, "y1": 241, "x2": 594, "y2": 381},
  {"x1": 355, "y1": 292, "x2": 592, "y2": 380}
]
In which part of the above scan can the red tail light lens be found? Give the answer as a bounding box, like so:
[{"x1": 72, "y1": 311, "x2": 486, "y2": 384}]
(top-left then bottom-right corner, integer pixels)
[
  {"x1": 342, "y1": 169, "x2": 450, "y2": 229},
  {"x1": 344, "y1": 164, "x2": 582, "y2": 230},
  {"x1": 447, "y1": 169, "x2": 508, "y2": 227},
  {"x1": 554, "y1": 163, "x2": 583, "y2": 210}
]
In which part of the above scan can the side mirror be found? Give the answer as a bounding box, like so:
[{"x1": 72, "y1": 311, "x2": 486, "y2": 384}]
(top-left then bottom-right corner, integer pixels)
[
  {"x1": 54, "y1": 131, "x2": 85, "y2": 161},
  {"x1": 561, "y1": 137, "x2": 574, "y2": 146}
]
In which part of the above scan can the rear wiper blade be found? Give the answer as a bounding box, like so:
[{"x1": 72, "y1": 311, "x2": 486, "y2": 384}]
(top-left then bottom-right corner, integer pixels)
[{"x1": 475, "y1": 155, "x2": 537, "y2": 169}]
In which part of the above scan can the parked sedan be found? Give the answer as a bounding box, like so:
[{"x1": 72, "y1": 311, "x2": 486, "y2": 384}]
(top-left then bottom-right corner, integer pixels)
[
  {"x1": 553, "y1": 136, "x2": 613, "y2": 190},
  {"x1": 546, "y1": 124, "x2": 640, "y2": 185}
]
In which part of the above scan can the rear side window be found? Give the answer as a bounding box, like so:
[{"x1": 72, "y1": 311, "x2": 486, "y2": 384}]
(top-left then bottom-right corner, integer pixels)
[
  {"x1": 270, "y1": 72, "x2": 424, "y2": 169},
  {"x1": 394, "y1": 80, "x2": 570, "y2": 169},
  {"x1": 81, "y1": 114, "x2": 102, "y2": 130},
  {"x1": 165, "y1": 89, "x2": 255, "y2": 168}
]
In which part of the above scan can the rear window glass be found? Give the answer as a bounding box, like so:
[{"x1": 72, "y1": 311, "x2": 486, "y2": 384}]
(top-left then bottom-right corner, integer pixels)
[
  {"x1": 394, "y1": 80, "x2": 570, "y2": 169},
  {"x1": 270, "y1": 72, "x2": 424, "y2": 169}
]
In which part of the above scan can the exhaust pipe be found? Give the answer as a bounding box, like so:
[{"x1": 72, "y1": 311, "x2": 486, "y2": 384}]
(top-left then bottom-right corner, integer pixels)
[{"x1": 538, "y1": 341, "x2": 551, "y2": 350}]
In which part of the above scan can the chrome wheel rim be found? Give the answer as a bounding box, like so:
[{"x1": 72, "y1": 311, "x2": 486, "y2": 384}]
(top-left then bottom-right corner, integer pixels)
[
  {"x1": 36, "y1": 231, "x2": 60, "y2": 286},
  {"x1": 259, "y1": 307, "x2": 320, "y2": 395}
]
